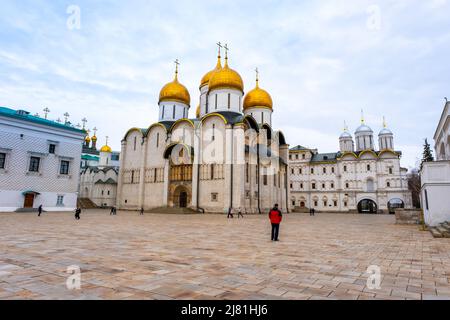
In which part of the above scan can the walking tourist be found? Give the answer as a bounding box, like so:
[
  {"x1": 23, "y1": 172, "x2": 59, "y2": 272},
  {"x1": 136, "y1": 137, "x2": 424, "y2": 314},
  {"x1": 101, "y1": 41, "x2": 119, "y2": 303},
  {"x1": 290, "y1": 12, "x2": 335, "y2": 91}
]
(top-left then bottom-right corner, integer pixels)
[{"x1": 38, "y1": 205, "x2": 43, "y2": 217}]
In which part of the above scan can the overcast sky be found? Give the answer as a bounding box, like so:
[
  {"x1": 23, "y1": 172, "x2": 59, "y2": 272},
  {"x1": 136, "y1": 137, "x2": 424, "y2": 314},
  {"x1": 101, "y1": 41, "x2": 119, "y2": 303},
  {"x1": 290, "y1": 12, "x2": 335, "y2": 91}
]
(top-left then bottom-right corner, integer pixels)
[{"x1": 1, "y1": 0, "x2": 449, "y2": 169}]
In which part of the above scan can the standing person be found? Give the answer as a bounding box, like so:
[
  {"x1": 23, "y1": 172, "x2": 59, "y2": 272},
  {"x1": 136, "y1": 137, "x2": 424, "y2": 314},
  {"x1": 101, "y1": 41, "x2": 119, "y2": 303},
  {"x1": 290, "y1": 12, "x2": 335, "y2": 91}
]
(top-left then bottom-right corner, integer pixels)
[
  {"x1": 238, "y1": 208, "x2": 244, "y2": 219},
  {"x1": 114, "y1": 207, "x2": 117, "y2": 215},
  {"x1": 269, "y1": 204, "x2": 282, "y2": 241},
  {"x1": 75, "y1": 207, "x2": 81, "y2": 220},
  {"x1": 110, "y1": 207, "x2": 115, "y2": 215},
  {"x1": 227, "y1": 207, "x2": 234, "y2": 219},
  {"x1": 140, "y1": 207, "x2": 144, "y2": 215},
  {"x1": 38, "y1": 205, "x2": 43, "y2": 217},
  {"x1": 312, "y1": 208, "x2": 315, "y2": 216}
]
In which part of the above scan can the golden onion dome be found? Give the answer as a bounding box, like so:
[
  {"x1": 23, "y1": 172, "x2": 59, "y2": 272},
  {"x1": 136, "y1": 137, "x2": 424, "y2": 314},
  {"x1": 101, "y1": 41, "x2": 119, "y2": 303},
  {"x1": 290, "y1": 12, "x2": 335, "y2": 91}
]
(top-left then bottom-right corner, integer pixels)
[
  {"x1": 159, "y1": 67, "x2": 190, "y2": 106},
  {"x1": 85, "y1": 135, "x2": 91, "y2": 143},
  {"x1": 91, "y1": 135, "x2": 97, "y2": 141},
  {"x1": 196, "y1": 104, "x2": 200, "y2": 118},
  {"x1": 208, "y1": 56, "x2": 244, "y2": 93},
  {"x1": 100, "y1": 145, "x2": 112, "y2": 153},
  {"x1": 243, "y1": 74, "x2": 273, "y2": 110},
  {"x1": 200, "y1": 54, "x2": 222, "y2": 88}
]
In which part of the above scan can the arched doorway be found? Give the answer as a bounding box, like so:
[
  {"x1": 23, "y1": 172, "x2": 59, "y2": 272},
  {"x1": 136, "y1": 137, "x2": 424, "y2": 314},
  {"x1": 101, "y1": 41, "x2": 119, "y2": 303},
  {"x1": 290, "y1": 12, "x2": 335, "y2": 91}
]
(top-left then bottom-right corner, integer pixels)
[
  {"x1": 300, "y1": 201, "x2": 305, "y2": 208},
  {"x1": 388, "y1": 198, "x2": 404, "y2": 214},
  {"x1": 179, "y1": 191, "x2": 188, "y2": 208},
  {"x1": 358, "y1": 199, "x2": 377, "y2": 214}
]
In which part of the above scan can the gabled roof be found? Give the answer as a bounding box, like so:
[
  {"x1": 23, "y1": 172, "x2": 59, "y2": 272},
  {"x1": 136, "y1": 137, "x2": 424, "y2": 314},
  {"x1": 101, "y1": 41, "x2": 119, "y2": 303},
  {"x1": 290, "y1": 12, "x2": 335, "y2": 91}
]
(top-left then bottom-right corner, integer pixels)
[
  {"x1": 290, "y1": 145, "x2": 310, "y2": 151},
  {"x1": 0, "y1": 107, "x2": 85, "y2": 134},
  {"x1": 94, "y1": 178, "x2": 117, "y2": 184}
]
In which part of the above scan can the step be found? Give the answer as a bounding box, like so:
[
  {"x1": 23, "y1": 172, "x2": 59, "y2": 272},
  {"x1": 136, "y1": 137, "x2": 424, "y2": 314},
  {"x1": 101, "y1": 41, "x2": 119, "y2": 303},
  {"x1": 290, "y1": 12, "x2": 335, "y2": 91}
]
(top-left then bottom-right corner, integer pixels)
[
  {"x1": 146, "y1": 207, "x2": 200, "y2": 214},
  {"x1": 436, "y1": 226, "x2": 450, "y2": 237},
  {"x1": 429, "y1": 227, "x2": 443, "y2": 238},
  {"x1": 15, "y1": 208, "x2": 39, "y2": 213}
]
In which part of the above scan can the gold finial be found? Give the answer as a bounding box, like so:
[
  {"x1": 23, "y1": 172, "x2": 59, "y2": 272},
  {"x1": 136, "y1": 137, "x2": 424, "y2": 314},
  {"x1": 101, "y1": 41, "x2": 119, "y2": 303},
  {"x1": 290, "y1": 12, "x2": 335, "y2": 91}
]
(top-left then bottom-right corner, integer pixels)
[
  {"x1": 343, "y1": 120, "x2": 348, "y2": 132},
  {"x1": 174, "y1": 59, "x2": 180, "y2": 81},
  {"x1": 216, "y1": 41, "x2": 222, "y2": 58},
  {"x1": 255, "y1": 67, "x2": 259, "y2": 87},
  {"x1": 93, "y1": 127, "x2": 98, "y2": 136},
  {"x1": 223, "y1": 43, "x2": 229, "y2": 66},
  {"x1": 383, "y1": 116, "x2": 387, "y2": 128},
  {"x1": 361, "y1": 109, "x2": 365, "y2": 124}
]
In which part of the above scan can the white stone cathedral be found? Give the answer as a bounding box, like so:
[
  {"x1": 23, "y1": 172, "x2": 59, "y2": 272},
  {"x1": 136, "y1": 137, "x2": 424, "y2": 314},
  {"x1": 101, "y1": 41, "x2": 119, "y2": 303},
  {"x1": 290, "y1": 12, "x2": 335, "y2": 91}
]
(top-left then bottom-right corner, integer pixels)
[
  {"x1": 289, "y1": 117, "x2": 413, "y2": 213},
  {"x1": 117, "y1": 46, "x2": 290, "y2": 213}
]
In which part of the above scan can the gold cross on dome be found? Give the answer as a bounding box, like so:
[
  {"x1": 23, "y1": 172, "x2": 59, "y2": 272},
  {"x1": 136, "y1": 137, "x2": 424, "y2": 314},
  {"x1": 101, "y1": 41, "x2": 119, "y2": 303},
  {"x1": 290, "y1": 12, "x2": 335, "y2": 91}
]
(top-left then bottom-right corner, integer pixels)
[
  {"x1": 224, "y1": 43, "x2": 229, "y2": 58},
  {"x1": 216, "y1": 42, "x2": 222, "y2": 55},
  {"x1": 105, "y1": 136, "x2": 109, "y2": 145},
  {"x1": 93, "y1": 127, "x2": 98, "y2": 136}
]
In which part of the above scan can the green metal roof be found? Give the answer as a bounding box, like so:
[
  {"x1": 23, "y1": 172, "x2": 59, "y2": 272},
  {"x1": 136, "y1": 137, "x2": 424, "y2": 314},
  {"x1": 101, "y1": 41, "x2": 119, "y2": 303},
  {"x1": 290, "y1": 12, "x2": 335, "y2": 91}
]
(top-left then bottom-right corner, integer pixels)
[
  {"x1": 81, "y1": 154, "x2": 100, "y2": 161},
  {"x1": 0, "y1": 107, "x2": 85, "y2": 134}
]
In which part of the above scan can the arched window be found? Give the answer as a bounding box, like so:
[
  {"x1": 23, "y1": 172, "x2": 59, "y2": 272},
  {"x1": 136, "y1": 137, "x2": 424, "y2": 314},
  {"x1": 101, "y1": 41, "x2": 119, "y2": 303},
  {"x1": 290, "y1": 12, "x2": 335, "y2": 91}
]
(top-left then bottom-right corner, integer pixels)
[{"x1": 366, "y1": 178, "x2": 374, "y2": 192}]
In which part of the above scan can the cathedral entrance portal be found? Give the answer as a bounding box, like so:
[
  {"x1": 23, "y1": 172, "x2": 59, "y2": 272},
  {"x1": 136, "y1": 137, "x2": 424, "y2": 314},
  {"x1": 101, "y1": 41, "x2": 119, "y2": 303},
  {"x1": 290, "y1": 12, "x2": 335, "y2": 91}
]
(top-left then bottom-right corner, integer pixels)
[{"x1": 179, "y1": 191, "x2": 188, "y2": 208}]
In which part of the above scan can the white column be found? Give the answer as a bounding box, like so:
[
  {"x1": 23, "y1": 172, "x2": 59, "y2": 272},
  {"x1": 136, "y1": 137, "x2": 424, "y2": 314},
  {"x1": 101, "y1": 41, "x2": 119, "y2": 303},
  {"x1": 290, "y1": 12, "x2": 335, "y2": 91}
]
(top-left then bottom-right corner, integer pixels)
[
  {"x1": 116, "y1": 140, "x2": 127, "y2": 208},
  {"x1": 163, "y1": 159, "x2": 170, "y2": 206}
]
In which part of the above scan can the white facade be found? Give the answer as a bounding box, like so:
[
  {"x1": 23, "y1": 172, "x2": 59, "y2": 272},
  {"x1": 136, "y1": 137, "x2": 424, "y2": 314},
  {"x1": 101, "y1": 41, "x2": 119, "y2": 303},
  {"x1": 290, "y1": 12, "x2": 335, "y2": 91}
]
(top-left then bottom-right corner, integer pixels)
[
  {"x1": 421, "y1": 101, "x2": 450, "y2": 226},
  {"x1": 289, "y1": 121, "x2": 412, "y2": 213},
  {"x1": 117, "y1": 54, "x2": 290, "y2": 214},
  {"x1": 0, "y1": 107, "x2": 85, "y2": 212},
  {"x1": 79, "y1": 166, "x2": 118, "y2": 207}
]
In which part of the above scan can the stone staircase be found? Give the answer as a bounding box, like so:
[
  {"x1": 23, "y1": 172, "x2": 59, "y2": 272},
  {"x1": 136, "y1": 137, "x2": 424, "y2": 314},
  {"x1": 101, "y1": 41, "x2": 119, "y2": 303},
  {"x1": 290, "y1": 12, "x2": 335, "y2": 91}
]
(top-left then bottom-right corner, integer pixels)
[
  {"x1": 77, "y1": 198, "x2": 97, "y2": 209},
  {"x1": 429, "y1": 222, "x2": 450, "y2": 238},
  {"x1": 146, "y1": 207, "x2": 201, "y2": 214}
]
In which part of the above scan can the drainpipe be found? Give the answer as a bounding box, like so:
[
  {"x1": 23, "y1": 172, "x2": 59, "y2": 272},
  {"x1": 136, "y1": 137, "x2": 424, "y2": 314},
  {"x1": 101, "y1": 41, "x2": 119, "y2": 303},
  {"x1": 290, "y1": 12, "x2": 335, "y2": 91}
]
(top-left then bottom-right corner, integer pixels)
[
  {"x1": 257, "y1": 142, "x2": 261, "y2": 214},
  {"x1": 229, "y1": 125, "x2": 234, "y2": 213},
  {"x1": 285, "y1": 163, "x2": 289, "y2": 213}
]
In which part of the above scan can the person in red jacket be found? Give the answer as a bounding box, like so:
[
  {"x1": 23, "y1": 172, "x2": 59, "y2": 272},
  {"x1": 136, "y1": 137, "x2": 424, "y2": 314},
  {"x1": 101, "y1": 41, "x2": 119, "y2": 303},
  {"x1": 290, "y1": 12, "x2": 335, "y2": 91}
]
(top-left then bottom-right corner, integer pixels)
[{"x1": 269, "y1": 204, "x2": 282, "y2": 241}]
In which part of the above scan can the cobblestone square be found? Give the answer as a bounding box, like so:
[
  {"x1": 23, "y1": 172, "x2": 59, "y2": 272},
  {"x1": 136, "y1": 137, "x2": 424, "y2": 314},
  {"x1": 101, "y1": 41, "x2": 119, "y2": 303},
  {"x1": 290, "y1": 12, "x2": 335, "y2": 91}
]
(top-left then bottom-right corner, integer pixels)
[{"x1": 1, "y1": 210, "x2": 449, "y2": 300}]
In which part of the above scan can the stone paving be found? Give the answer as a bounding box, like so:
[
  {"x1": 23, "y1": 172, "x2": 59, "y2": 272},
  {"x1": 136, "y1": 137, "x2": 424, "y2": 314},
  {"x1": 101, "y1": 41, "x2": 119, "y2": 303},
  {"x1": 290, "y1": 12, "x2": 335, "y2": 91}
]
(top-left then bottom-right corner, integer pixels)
[{"x1": 0, "y1": 209, "x2": 450, "y2": 300}]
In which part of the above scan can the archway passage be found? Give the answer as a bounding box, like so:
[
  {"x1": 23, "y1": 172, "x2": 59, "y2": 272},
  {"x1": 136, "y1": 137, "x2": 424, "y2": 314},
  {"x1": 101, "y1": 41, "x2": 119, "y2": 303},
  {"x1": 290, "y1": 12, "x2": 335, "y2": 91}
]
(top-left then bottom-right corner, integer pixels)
[
  {"x1": 388, "y1": 198, "x2": 404, "y2": 214},
  {"x1": 300, "y1": 201, "x2": 305, "y2": 208},
  {"x1": 358, "y1": 199, "x2": 378, "y2": 214},
  {"x1": 179, "y1": 191, "x2": 188, "y2": 208}
]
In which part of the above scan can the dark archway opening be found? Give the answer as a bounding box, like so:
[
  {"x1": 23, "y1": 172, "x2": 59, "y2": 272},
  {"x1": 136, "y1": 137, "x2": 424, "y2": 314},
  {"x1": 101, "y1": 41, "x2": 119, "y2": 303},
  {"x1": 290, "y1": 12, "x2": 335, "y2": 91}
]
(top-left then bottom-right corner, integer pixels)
[
  {"x1": 388, "y1": 198, "x2": 404, "y2": 214},
  {"x1": 179, "y1": 191, "x2": 188, "y2": 208},
  {"x1": 358, "y1": 199, "x2": 377, "y2": 214}
]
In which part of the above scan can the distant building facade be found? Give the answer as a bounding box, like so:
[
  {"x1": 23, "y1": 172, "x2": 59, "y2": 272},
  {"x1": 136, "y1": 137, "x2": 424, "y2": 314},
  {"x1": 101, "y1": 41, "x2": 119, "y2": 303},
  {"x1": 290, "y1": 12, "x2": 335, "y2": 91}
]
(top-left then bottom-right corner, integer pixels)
[
  {"x1": 0, "y1": 107, "x2": 85, "y2": 212},
  {"x1": 421, "y1": 100, "x2": 450, "y2": 226},
  {"x1": 79, "y1": 135, "x2": 119, "y2": 207},
  {"x1": 289, "y1": 118, "x2": 412, "y2": 213}
]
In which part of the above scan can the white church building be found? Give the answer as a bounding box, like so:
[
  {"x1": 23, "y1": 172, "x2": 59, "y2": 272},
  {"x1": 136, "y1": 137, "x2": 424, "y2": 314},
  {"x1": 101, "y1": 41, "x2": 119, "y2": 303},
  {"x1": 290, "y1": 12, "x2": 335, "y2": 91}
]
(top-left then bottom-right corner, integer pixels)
[
  {"x1": 117, "y1": 46, "x2": 290, "y2": 214},
  {"x1": 421, "y1": 100, "x2": 450, "y2": 226},
  {"x1": 0, "y1": 106, "x2": 85, "y2": 212},
  {"x1": 289, "y1": 118, "x2": 413, "y2": 213},
  {"x1": 79, "y1": 137, "x2": 119, "y2": 208}
]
